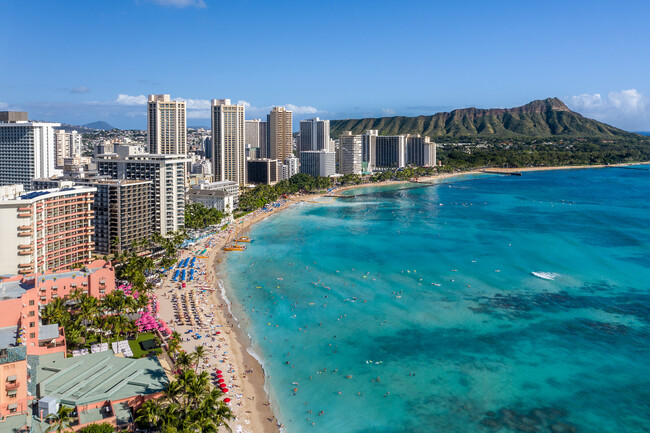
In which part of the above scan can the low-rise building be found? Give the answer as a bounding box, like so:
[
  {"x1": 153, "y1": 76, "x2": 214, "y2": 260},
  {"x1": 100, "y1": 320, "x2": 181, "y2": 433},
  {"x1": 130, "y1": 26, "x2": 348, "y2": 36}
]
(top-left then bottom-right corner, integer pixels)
[{"x1": 0, "y1": 260, "x2": 116, "y2": 420}]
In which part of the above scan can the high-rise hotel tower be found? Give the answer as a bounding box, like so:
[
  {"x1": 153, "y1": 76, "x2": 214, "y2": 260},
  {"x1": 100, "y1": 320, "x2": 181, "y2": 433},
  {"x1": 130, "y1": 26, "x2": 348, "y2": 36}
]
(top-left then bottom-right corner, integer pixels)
[
  {"x1": 268, "y1": 107, "x2": 293, "y2": 161},
  {"x1": 0, "y1": 112, "x2": 59, "y2": 190},
  {"x1": 211, "y1": 99, "x2": 246, "y2": 186},
  {"x1": 147, "y1": 94, "x2": 187, "y2": 155}
]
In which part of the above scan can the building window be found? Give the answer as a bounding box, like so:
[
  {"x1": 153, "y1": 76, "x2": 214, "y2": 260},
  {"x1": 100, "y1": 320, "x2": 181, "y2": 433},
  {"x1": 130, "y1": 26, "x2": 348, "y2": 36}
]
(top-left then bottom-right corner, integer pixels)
[
  {"x1": 29, "y1": 300, "x2": 35, "y2": 306},
  {"x1": 29, "y1": 322, "x2": 35, "y2": 328},
  {"x1": 29, "y1": 332, "x2": 35, "y2": 338},
  {"x1": 28, "y1": 311, "x2": 35, "y2": 317}
]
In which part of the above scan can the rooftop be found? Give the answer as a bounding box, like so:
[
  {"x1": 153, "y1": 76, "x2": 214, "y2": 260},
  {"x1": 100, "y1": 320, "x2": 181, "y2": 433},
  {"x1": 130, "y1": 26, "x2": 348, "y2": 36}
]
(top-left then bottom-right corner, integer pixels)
[
  {"x1": 38, "y1": 324, "x2": 60, "y2": 342},
  {"x1": 0, "y1": 326, "x2": 18, "y2": 348},
  {"x1": 36, "y1": 351, "x2": 168, "y2": 406}
]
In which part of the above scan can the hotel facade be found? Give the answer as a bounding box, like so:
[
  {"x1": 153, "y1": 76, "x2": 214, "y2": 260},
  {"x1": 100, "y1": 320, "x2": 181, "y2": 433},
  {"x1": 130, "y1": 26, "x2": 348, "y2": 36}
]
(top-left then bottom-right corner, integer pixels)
[
  {"x1": 0, "y1": 185, "x2": 95, "y2": 277},
  {"x1": 147, "y1": 94, "x2": 187, "y2": 155}
]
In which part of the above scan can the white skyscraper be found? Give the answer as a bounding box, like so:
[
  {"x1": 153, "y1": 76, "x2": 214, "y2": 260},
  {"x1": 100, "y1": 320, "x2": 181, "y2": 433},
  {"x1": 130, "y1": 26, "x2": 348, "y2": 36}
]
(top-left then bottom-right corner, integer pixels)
[
  {"x1": 339, "y1": 131, "x2": 363, "y2": 175},
  {"x1": 211, "y1": 99, "x2": 246, "y2": 186},
  {"x1": 0, "y1": 111, "x2": 59, "y2": 190},
  {"x1": 147, "y1": 94, "x2": 187, "y2": 155}
]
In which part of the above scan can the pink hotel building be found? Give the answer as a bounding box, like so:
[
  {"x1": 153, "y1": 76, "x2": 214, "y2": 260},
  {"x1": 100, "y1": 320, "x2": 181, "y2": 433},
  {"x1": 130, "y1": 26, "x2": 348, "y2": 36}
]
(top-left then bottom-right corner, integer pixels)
[{"x1": 0, "y1": 260, "x2": 116, "y2": 417}]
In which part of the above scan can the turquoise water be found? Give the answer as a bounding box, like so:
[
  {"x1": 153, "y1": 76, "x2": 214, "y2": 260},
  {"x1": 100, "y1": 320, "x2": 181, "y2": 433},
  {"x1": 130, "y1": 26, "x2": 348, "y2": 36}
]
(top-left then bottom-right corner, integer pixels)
[{"x1": 220, "y1": 167, "x2": 650, "y2": 433}]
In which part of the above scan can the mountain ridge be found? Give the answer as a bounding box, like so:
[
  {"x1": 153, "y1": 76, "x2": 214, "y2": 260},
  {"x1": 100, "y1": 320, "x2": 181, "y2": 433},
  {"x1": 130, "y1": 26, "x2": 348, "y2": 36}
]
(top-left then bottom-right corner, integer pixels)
[{"x1": 329, "y1": 98, "x2": 640, "y2": 140}]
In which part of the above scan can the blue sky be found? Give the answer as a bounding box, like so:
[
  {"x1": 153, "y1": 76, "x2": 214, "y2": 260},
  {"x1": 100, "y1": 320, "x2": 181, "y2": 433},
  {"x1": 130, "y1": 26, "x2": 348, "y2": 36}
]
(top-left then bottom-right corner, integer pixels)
[{"x1": 1, "y1": 0, "x2": 649, "y2": 130}]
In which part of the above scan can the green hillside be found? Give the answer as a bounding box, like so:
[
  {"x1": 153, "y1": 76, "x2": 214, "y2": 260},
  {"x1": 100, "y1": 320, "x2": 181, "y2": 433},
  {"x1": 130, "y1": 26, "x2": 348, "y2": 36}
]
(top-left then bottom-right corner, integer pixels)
[{"x1": 330, "y1": 98, "x2": 639, "y2": 140}]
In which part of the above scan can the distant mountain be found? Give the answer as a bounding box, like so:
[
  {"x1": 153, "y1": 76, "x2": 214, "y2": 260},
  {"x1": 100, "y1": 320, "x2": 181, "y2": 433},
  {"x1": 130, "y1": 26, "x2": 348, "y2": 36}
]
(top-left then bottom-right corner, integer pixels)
[
  {"x1": 330, "y1": 98, "x2": 640, "y2": 140},
  {"x1": 83, "y1": 121, "x2": 115, "y2": 130}
]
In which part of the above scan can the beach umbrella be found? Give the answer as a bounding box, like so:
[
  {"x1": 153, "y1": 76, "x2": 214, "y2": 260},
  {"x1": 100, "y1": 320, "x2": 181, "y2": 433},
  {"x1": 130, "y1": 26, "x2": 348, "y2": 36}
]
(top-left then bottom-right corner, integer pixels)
[
  {"x1": 224, "y1": 398, "x2": 231, "y2": 403},
  {"x1": 216, "y1": 369, "x2": 222, "y2": 373},
  {"x1": 222, "y1": 388, "x2": 229, "y2": 393},
  {"x1": 218, "y1": 379, "x2": 225, "y2": 383}
]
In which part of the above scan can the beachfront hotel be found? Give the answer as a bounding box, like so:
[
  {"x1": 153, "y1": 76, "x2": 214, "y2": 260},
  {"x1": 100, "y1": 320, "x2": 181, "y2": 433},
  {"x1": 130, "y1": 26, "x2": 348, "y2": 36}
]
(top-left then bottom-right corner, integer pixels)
[
  {"x1": 372, "y1": 135, "x2": 407, "y2": 169},
  {"x1": 338, "y1": 131, "x2": 363, "y2": 175},
  {"x1": 34, "y1": 178, "x2": 154, "y2": 256},
  {"x1": 406, "y1": 134, "x2": 437, "y2": 167},
  {"x1": 299, "y1": 150, "x2": 336, "y2": 178},
  {"x1": 0, "y1": 260, "x2": 168, "y2": 431},
  {"x1": 211, "y1": 99, "x2": 247, "y2": 186},
  {"x1": 0, "y1": 184, "x2": 96, "y2": 277},
  {"x1": 95, "y1": 145, "x2": 189, "y2": 236},
  {"x1": 147, "y1": 94, "x2": 187, "y2": 156},
  {"x1": 0, "y1": 112, "x2": 59, "y2": 191},
  {"x1": 0, "y1": 260, "x2": 116, "y2": 419}
]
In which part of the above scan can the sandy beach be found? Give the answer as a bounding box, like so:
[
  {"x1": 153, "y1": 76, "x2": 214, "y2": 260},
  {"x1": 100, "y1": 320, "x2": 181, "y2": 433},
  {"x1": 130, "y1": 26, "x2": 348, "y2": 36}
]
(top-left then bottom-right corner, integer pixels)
[{"x1": 155, "y1": 161, "x2": 648, "y2": 432}]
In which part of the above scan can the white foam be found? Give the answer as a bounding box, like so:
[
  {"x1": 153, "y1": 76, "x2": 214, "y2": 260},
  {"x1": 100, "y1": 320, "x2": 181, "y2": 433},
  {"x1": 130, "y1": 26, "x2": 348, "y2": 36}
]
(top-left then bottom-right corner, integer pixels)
[{"x1": 532, "y1": 271, "x2": 559, "y2": 280}]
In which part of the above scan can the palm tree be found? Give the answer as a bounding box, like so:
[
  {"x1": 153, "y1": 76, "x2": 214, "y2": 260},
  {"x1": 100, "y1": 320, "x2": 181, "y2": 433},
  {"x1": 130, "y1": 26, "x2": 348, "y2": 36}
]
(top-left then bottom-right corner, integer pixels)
[
  {"x1": 45, "y1": 404, "x2": 74, "y2": 433},
  {"x1": 79, "y1": 296, "x2": 99, "y2": 340},
  {"x1": 41, "y1": 298, "x2": 69, "y2": 326},
  {"x1": 135, "y1": 399, "x2": 161, "y2": 429},
  {"x1": 163, "y1": 380, "x2": 184, "y2": 406},
  {"x1": 192, "y1": 346, "x2": 208, "y2": 372},
  {"x1": 175, "y1": 352, "x2": 193, "y2": 370}
]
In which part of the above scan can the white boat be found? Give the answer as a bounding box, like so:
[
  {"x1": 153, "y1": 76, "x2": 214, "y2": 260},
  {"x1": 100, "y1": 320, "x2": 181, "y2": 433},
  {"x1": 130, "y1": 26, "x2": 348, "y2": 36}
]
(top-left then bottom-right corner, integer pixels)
[{"x1": 532, "y1": 271, "x2": 559, "y2": 280}]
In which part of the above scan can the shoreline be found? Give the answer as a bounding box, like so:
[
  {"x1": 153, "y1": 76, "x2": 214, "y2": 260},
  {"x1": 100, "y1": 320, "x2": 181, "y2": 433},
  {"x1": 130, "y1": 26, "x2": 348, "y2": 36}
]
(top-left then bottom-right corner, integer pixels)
[{"x1": 157, "y1": 161, "x2": 648, "y2": 433}]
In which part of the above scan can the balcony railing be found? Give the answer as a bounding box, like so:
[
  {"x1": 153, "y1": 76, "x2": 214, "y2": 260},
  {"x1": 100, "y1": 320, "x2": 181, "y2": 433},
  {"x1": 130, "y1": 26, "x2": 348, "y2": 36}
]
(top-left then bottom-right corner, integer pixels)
[{"x1": 5, "y1": 382, "x2": 19, "y2": 391}]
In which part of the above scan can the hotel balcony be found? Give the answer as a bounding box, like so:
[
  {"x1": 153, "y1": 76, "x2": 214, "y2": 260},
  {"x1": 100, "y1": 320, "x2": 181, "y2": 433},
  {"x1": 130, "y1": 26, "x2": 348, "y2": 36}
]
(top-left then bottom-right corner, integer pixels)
[
  {"x1": 18, "y1": 250, "x2": 33, "y2": 256},
  {"x1": 5, "y1": 381, "x2": 19, "y2": 391},
  {"x1": 18, "y1": 206, "x2": 32, "y2": 212},
  {"x1": 18, "y1": 230, "x2": 34, "y2": 237},
  {"x1": 19, "y1": 225, "x2": 32, "y2": 230},
  {"x1": 18, "y1": 212, "x2": 32, "y2": 218},
  {"x1": 18, "y1": 244, "x2": 32, "y2": 250}
]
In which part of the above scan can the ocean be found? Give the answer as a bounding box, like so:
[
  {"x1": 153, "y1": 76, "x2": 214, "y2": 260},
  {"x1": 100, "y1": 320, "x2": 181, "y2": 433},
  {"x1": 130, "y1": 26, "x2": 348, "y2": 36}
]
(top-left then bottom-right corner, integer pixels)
[{"x1": 219, "y1": 167, "x2": 650, "y2": 433}]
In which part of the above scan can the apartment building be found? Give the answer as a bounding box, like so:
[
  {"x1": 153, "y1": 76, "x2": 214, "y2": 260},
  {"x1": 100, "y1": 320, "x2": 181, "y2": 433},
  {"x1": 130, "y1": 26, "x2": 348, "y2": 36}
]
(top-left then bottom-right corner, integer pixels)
[
  {"x1": 245, "y1": 119, "x2": 268, "y2": 158},
  {"x1": 0, "y1": 185, "x2": 95, "y2": 276},
  {"x1": 54, "y1": 129, "x2": 82, "y2": 168}
]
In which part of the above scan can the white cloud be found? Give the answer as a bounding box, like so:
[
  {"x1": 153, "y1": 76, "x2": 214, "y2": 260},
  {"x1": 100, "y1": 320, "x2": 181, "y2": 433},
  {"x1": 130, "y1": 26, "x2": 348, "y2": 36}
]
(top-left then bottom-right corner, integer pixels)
[
  {"x1": 71, "y1": 86, "x2": 91, "y2": 94},
  {"x1": 115, "y1": 94, "x2": 147, "y2": 106},
  {"x1": 175, "y1": 97, "x2": 211, "y2": 110},
  {"x1": 0, "y1": 102, "x2": 8, "y2": 109},
  {"x1": 237, "y1": 100, "x2": 251, "y2": 108},
  {"x1": 146, "y1": 0, "x2": 207, "y2": 8},
  {"x1": 381, "y1": 108, "x2": 396, "y2": 116},
  {"x1": 284, "y1": 104, "x2": 321, "y2": 115},
  {"x1": 567, "y1": 89, "x2": 650, "y2": 131}
]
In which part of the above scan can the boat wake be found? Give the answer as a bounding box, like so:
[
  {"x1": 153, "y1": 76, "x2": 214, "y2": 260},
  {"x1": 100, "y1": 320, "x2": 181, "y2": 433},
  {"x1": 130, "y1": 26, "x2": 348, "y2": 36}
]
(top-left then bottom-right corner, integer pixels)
[{"x1": 532, "y1": 271, "x2": 559, "y2": 280}]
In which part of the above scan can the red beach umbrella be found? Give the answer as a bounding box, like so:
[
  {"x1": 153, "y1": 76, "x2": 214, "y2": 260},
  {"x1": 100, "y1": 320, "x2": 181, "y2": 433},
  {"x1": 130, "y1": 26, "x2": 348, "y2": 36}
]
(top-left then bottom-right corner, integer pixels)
[
  {"x1": 218, "y1": 379, "x2": 225, "y2": 383},
  {"x1": 216, "y1": 369, "x2": 222, "y2": 374},
  {"x1": 224, "y1": 398, "x2": 231, "y2": 403},
  {"x1": 222, "y1": 388, "x2": 229, "y2": 393},
  {"x1": 216, "y1": 374, "x2": 223, "y2": 378}
]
